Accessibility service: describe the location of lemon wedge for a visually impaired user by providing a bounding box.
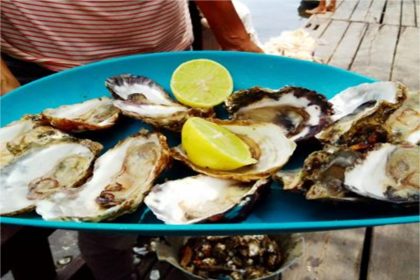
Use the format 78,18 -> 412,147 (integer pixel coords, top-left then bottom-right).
170,59 -> 233,108
181,117 -> 257,170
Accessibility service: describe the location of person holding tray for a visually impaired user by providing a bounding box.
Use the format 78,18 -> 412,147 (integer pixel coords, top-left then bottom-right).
1,1 -> 261,279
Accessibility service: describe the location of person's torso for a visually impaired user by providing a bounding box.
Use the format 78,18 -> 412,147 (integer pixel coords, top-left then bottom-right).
1,0 -> 193,71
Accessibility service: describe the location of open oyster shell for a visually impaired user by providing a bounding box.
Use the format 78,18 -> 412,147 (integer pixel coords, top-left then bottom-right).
144,175 -> 269,224
385,90 -> 420,145
0,132 -> 102,216
172,120 -> 296,182
0,115 -> 42,168
36,130 -> 171,222
41,97 -> 120,132
106,74 -> 214,131
344,143 -> 419,203
317,82 -> 407,147
225,86 -> 333,141
274,146 -> 362,201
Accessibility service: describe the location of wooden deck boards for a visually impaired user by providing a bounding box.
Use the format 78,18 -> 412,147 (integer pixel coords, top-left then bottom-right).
383,0 -> 402,25
367,224 -> 420,280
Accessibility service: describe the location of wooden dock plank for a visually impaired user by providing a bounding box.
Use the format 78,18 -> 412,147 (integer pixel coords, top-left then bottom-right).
315,20 -> 349,62
365,0 -> 387,23
332,0 -> 359,20
351,24 -> 399,80
351,0 -> 373,22
401,0 -> 416,26
383,0 -> 402,25
367,224 -> 419,280
329,22 -> 368,69
391,26 -> 420,89
304,16 -> 332,39
281,229 -> 365,280
416,0 -> 420,26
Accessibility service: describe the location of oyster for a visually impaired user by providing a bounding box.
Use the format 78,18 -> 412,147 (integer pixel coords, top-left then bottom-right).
317,82 -> 407,147
36,130 -> 171,221
0,135 -> 102,216
172,120 -> 296,182
344,143 -> 419,203
274,146 -> 362,201
225,86 -> 333,141
0,115 -> 40,167
144,175 -> 269,224
106,75 -> 214,131
41,97 -> 120,132
385,90 -> 420,145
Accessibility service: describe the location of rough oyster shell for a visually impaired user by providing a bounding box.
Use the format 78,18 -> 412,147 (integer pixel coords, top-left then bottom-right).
36,130 -> 171,221
106,75 -> 214,131
225,86 -> 333,141
144,175 -> 269,224
317,82 -> 407,147
41,97 -> 120,132
385,90 -> 420,145
274,146 -> 362,201
0,134 -> 102,216
344,143 -> 419,203
172,120 -> 297,182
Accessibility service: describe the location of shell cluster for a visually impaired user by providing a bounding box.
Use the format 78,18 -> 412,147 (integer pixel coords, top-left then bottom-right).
276,82 -> 419,204
1,71 -> 418,223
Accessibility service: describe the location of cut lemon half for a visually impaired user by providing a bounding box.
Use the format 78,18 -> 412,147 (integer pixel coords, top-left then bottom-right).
181,117 -> 257,171
170,59 -> 233,108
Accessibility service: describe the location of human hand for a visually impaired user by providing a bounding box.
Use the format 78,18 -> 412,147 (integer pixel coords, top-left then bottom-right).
1,59 -> 20,95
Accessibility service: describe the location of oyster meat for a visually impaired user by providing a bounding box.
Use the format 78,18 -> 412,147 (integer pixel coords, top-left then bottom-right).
41,97 -> 120,132
225,86 -> 333,141
36,130 -> 171,221
172,120 -> 296,182
106,74 -> 214,131
274,146 -> 362,201
144,175 -> 269,224
0,135 -> 102,216
344,143 -> 419,203
317,82 -> 407,147
385,90 -> 420,145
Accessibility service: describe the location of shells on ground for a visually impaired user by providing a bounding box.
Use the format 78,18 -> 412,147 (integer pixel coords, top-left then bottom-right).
36,130 -> 171,221
144,175 -> 269,224
41,97 -> 120,132
225,86 -> 333,141
106,74 -> 214,131
172,120 -> 297,182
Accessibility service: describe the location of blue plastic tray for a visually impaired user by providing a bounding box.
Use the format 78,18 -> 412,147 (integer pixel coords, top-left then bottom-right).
1,51 -> 418,234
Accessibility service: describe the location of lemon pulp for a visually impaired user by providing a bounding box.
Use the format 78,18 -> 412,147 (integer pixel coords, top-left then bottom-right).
170,59 -> 233,108
181,117 -> 257,170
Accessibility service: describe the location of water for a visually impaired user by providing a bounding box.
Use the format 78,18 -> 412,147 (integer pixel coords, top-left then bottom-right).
241,0 -> 318,43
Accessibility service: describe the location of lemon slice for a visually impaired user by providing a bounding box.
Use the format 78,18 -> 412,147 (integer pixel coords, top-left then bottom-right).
181,117 -> 257,170
170,59 -> 233,108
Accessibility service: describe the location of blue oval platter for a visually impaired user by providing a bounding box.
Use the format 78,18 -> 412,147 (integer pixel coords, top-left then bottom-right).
1,51 -> 418,235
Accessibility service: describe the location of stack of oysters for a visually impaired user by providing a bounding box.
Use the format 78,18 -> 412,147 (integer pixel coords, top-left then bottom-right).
0,75 -> 418,223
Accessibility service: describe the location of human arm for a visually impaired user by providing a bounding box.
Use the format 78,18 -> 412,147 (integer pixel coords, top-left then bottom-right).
1,58 -> 20,95
194,1 -> 263,52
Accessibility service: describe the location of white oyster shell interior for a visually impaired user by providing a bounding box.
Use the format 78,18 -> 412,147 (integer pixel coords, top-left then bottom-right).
42,97 -> 120,131
329,81 -> 399,121
144,175 -> 268,224
344,143 -> 419,203
36,132 -> 169,221
0,142 -> 97,216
